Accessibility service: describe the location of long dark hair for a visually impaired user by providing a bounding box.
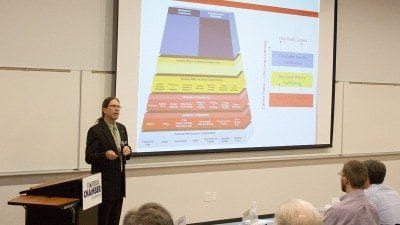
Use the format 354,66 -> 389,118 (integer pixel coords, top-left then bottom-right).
97,96 -> 120,122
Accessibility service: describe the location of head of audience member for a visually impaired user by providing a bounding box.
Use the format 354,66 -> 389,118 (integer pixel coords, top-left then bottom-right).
123,202 -> 174,225
363,159 -> 386,188
339,160 -> 368,193
275,199 -> 323,225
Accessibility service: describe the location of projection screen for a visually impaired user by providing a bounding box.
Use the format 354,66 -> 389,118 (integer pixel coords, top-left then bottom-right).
116,0 -> 336,155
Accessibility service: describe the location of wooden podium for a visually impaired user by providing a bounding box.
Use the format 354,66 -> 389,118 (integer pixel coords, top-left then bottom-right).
8,174 -> 100,225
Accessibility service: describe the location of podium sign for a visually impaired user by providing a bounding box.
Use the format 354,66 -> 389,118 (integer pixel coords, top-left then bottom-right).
82,173 -> 102,210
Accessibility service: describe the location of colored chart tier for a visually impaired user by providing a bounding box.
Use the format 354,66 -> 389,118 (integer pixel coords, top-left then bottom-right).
146,89 -> 249,112
142,106 -> 251,131
151,72 -> 246,94
156,55 -> 243,77
160,7 -> 240,59
142,7 -> 251,132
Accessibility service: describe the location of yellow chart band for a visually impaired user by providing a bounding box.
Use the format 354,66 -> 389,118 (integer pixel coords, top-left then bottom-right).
151,72 -> 246,94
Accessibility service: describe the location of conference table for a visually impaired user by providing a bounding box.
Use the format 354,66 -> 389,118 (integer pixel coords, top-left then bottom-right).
188,214 -> 274,225
215,218 -> 274,225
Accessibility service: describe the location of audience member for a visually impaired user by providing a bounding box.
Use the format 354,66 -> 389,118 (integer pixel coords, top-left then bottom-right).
123,202 -> 174,225
275,199 -> 323,225
323,160 -> 378,225
364,159 -> 400,225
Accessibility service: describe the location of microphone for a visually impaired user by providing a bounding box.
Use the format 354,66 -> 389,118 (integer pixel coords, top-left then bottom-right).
120,141 -> 128,158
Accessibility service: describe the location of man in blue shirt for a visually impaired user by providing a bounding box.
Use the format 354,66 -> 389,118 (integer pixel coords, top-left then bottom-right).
364,159 -> 400,225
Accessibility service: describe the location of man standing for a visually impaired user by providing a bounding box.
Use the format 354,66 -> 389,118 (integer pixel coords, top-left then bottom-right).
86,97 -> 132,225
364,159 -> 400,225
323,160 -> 378,225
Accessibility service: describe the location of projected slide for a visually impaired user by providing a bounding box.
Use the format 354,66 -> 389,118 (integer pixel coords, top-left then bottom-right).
142,7 -> 251,132
124,0 -> 335,153
140,6 -> 253,151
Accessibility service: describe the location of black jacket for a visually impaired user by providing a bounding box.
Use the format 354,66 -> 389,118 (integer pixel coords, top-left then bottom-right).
85,118 -> 131,201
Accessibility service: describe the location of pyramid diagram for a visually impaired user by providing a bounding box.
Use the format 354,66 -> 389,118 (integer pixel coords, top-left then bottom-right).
142,7 -> 251,131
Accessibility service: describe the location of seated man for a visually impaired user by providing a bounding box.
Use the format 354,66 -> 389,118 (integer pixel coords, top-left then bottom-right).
123,202 -> 174,225
323,160 -> 378,225
364,159 -> 400,225
275,199 -> 323,225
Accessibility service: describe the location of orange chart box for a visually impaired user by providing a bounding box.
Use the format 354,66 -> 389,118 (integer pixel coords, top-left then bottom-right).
269,93 -> 313,107
146,89 -> 249,112
142,106 -> 251,131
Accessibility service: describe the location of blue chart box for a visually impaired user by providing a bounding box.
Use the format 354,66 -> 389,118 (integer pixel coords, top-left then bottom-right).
160,7 -> 240,60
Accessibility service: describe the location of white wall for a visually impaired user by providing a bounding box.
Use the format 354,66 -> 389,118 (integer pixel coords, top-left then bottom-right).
123,158 -> 400,222
1,0 -> 400,224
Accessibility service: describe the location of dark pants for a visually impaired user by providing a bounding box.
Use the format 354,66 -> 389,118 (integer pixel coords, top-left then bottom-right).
98,198 -> 123,225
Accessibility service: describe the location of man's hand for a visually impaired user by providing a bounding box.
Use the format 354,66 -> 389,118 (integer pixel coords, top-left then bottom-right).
122,146 -> 131,156
105,150 -> 118,160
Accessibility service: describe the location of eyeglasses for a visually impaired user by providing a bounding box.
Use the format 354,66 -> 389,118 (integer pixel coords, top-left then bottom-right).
107,104 -> 121,109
